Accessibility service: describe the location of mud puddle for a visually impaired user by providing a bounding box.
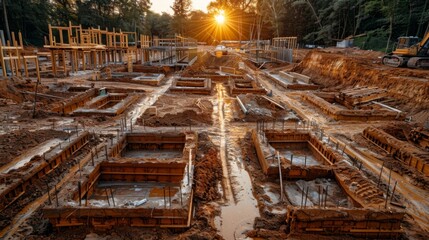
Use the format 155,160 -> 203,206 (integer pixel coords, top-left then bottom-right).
212,83 -> 259,239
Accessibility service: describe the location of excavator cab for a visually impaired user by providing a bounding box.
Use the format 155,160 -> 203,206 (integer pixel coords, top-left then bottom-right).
396,37 -> 420,49
393,37 -> 420,56
383,33 -> 429,68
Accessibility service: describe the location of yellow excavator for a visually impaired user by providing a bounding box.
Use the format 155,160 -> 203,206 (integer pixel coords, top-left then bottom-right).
382,32 -> 429,68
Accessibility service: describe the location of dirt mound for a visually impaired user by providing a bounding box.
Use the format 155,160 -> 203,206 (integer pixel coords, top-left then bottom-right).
193,133 -> 222,201
294,50 -> 429,115
184,52 -> 242,75
0,79 -> 26,103
138,94 -> 213,127
0,129 -> 69,167
235,94 -> 299,122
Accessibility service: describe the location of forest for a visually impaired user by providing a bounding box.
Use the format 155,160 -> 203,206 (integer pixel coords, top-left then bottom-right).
1,0 -> 429,52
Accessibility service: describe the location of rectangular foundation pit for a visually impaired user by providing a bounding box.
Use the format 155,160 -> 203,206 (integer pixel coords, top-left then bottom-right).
0,132 -> 90,211
363,127 -> 429,177
275,144 -> 321,166
43,131 -> 197,229
252,129 -> 344,176
72,93 -> 139,116
229,78 -> 267,96
252,130 -> 405,237
301,92 -> 404,121
263,71 -> 320,90
284,178 -> 354,208
286,206 -> 404,238
169,77 -> 212,95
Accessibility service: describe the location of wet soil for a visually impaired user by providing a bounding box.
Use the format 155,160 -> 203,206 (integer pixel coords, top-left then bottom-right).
194,132 -> 222,201
138,94 -> 213,127
0,129 -> 69,167
294,50 -> 429,122
1,136 -> 100,233
240,132 -> 288,239
234,94 -> 299,122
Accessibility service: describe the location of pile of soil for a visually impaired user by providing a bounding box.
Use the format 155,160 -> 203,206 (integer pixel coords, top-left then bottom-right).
193,132 -> 222,201
235,94 -> 299,122
139,94 -> 213,127
0,129 -> 69,167
294,50 -> 429,117
0,79 -> 26,103
183,52 -> 242,76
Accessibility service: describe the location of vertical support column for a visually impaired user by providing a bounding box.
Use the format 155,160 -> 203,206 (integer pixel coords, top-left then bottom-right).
0,45 -> 5,76
62,50 -> 67,75
51,50 -> 57,77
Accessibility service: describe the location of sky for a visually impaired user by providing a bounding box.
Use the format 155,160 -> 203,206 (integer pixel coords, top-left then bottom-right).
150,0 -> 212,14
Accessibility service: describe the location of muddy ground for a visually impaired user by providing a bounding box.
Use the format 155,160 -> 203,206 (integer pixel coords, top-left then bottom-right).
25,132 -> 223,240
138,94 -> 213,127
1,47 -> 429,239
234,93 -> 300,122
294,49 -> 429,125
0,129 -> 69,167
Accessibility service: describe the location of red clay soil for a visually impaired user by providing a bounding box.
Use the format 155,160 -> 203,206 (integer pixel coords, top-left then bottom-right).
25,133 -> 224,240
183,52 -> 243,76
293,50 -> 429,117
0,129 -> 69,167
138,95 -> 213,127
235,94 -> 299,122
240,132 -> 289,239
193,132 -> 222,201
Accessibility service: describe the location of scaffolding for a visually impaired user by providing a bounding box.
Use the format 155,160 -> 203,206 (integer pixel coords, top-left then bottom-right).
0,31 -> 40,81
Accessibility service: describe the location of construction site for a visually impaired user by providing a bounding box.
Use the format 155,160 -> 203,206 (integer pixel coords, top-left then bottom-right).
1,5 -> 429,239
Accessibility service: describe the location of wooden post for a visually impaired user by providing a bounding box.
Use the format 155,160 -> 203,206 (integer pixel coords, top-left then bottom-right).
277,151 -> 284,202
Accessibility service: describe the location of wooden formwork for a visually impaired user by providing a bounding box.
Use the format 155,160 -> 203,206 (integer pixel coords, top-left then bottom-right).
302,93 -> 404,121
72,93 -> 139,116
52,88 -> 98,115
363,127 -> 429,177
264,71 -> 320,90
43,131 -> 197,229
0,132 -> 90,211
169,77 -> 212,95
229,78 -> 267,96
286,206 -> 404,238
253,130 -> 345,176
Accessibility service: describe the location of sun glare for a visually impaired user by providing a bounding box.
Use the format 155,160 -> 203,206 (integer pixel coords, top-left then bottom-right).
215,11 -> 225,25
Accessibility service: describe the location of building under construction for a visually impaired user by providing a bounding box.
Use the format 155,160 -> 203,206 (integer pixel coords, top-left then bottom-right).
0,19 -> 428,240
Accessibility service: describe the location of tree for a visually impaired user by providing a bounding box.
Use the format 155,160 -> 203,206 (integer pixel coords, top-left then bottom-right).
258,0 -> 285,37
171,0 -> 192,36
143,11 -> 172,38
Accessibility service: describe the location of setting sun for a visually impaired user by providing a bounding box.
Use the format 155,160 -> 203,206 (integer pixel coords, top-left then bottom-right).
215,11 -> 225,25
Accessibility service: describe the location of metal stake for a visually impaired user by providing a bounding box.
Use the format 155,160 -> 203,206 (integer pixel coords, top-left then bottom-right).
105,188 -> 111,206
110,187 -> 115,206
390,181 -> 398,202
